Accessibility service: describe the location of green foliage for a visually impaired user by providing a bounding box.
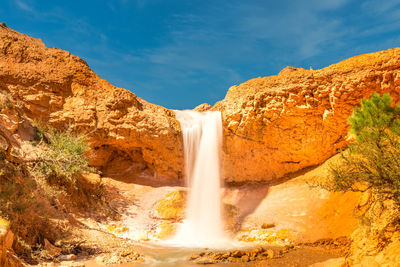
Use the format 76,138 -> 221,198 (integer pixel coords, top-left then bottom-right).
0,124 -> 116,263
0,166 -> 37,214
329,92 -> 400,201
35,128 -> 95,184
33,127 -> 44,143
349,92 -> 400,141
31,120 -> 48,145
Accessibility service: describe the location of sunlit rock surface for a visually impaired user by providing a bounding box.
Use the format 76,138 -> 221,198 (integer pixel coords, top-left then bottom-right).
154,190 -> 187,221
2,26 -> 400,184
0,26 -> 183,181
0,222 -> 13,266
215,48 -> 400,182
223,154 -> 362,243
193,103 -> 212,112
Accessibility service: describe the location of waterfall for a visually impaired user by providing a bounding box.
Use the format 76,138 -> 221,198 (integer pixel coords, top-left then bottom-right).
171,110 -> 227,247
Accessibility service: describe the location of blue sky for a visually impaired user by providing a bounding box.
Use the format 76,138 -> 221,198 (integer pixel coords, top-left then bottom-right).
1,0 -> 400,109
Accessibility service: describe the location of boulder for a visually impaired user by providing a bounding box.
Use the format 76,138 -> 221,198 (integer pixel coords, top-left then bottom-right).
193,103 -> 212,112
154,190 -> 187,221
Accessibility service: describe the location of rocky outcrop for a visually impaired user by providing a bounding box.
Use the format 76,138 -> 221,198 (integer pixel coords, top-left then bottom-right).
193,103 -> 212,112
345,196 -> 400,266
215,48 -> 400,182
0,26 -> 183,181
2,26 -> 400,184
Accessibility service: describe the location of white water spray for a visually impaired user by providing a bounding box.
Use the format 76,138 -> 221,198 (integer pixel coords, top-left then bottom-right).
171,110 -> 228,248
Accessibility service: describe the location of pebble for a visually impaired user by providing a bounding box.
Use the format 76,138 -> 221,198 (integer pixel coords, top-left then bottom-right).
266,249 -> 274,258
58,254 -> 77,261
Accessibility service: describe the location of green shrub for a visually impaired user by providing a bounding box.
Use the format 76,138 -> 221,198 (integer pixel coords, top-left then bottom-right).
0,124 -> 116,263
329,92 -> 400,201
35,128 -> 95,185
33,127 -> 45,143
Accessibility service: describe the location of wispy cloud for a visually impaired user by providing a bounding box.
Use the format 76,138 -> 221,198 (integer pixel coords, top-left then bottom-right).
362,0 -> 400,15
7,0 -> 400,109
135,0 -> 349,82
15,0 -> 34,13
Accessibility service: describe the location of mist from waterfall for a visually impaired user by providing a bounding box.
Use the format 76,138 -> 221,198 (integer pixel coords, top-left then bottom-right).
171,110 -> 228,248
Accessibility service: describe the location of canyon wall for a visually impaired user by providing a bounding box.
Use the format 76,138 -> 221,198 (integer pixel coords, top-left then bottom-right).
215,49 -> 400,182
1,25 -> 400,183
0,25 -> 183,181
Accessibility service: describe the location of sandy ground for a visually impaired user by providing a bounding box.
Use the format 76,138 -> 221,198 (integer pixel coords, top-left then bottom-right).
100,154 -> 361,245
37,155 -> 359,266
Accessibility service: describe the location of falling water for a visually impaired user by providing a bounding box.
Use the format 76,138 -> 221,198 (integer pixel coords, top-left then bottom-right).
171,110 -> 227,248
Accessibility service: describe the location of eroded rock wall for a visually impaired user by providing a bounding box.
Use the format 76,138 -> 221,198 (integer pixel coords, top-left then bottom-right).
0,25 -> 183,181
2,25 -> 400,184
215,48 -> 400,182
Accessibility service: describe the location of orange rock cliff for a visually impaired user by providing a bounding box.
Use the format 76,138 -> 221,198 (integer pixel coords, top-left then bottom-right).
1,24 -> 400,183
0,25 -> 183,182
214,49 -> 400,182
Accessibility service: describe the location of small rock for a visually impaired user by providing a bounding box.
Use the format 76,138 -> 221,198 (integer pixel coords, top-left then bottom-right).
358,192 -> 371,207
120,250 -> 131,257
194,257 -> 215,264
188,253 -> 198,260
231,250 -> 244,257
58,254 -> 77,261
222,251 -> 231,258
194,103 -> 212,112
44,239 -> 62,257
241,255 -> 250,262
266,249 -> 274,259
252,247 -> 261,254
210,253 -> 222,261
0,22 -> 6,27
261,223 -> 275,229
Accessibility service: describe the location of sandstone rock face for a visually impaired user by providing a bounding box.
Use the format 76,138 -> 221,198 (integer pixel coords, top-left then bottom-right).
224,154 -> 362,243
215,48 -> 400,182
2,26 -> 400,184
346,196 -> 400,266
0,26 -> 183,181
193,103 -> 212,112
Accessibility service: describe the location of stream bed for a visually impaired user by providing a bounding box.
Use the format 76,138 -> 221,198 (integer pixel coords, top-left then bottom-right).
79,242 -> 343,267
